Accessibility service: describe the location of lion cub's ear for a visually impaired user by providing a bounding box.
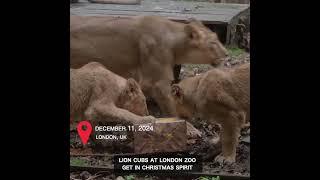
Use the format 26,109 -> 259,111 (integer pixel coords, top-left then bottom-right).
171,84 -> 184,103
125,78 -> 140,97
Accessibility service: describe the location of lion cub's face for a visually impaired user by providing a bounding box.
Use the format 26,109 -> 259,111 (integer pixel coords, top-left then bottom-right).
179,20 -> 228,67
171,82 -> 196,120
117,78 -> 149,116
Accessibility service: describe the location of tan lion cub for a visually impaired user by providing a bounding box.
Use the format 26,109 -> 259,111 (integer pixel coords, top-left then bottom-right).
70,62 -> 156,128
171,63 -> 250,164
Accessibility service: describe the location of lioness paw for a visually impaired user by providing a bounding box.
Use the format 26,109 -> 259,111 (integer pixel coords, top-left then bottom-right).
214,154 -> 236,165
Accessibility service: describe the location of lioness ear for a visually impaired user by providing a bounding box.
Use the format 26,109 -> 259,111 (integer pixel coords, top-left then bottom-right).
171,84 -> 184,102
184,24 -> 201,40
126,78 -> 139,95
188,18 -> 205,27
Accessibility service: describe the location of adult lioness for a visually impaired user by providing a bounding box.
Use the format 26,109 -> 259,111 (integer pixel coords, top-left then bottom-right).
70,62 -> 156,128
70,15 -> 228,116
171,63 -> 250,164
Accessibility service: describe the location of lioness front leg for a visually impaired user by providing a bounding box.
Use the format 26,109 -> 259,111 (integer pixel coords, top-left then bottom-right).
85,103 -> 156,125
151,79 -> 177,117
138,36 -> 177,116
215,112 -> 243,165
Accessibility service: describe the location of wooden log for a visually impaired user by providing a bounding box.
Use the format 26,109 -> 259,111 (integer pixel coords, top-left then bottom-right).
133,118 -> 187,154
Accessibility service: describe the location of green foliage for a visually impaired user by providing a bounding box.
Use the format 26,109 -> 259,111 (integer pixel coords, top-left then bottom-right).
199,176 -> 220,180
227,47 -> 245,57
70,158 -> 88,166
199,177 -> 210,180
125,175 -> 135,180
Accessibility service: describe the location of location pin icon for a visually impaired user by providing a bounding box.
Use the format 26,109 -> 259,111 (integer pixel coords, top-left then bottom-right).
77,121 -> 92,145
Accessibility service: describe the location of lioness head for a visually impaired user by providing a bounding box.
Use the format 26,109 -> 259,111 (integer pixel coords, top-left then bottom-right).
177,19 -> 228,67
117,78 -> 149,116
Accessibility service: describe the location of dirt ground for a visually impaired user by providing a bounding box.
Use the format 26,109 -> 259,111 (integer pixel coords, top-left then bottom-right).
70,50 -> 250,179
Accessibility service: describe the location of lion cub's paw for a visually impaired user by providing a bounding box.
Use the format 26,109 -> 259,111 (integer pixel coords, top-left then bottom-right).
214,154 -> 236,165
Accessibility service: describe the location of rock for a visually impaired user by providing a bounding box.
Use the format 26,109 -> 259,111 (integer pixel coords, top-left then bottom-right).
79,171 -> 91,180
187,139 -> 197,145
225,62 -> 231,67
209,136 -> 220,145
241,136 -> 250,144
116,176 -> 125,180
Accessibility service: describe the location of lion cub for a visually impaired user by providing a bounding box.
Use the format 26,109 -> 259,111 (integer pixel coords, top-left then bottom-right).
171,63 -> 250,164
70,62 -> 156,128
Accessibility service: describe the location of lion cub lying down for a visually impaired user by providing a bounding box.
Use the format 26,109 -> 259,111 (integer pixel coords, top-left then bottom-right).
70,62 -> 156,128
171,63 -> 250,164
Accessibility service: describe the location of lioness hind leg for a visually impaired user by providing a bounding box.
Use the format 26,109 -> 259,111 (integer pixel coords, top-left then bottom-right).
215,111 -> 243,164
